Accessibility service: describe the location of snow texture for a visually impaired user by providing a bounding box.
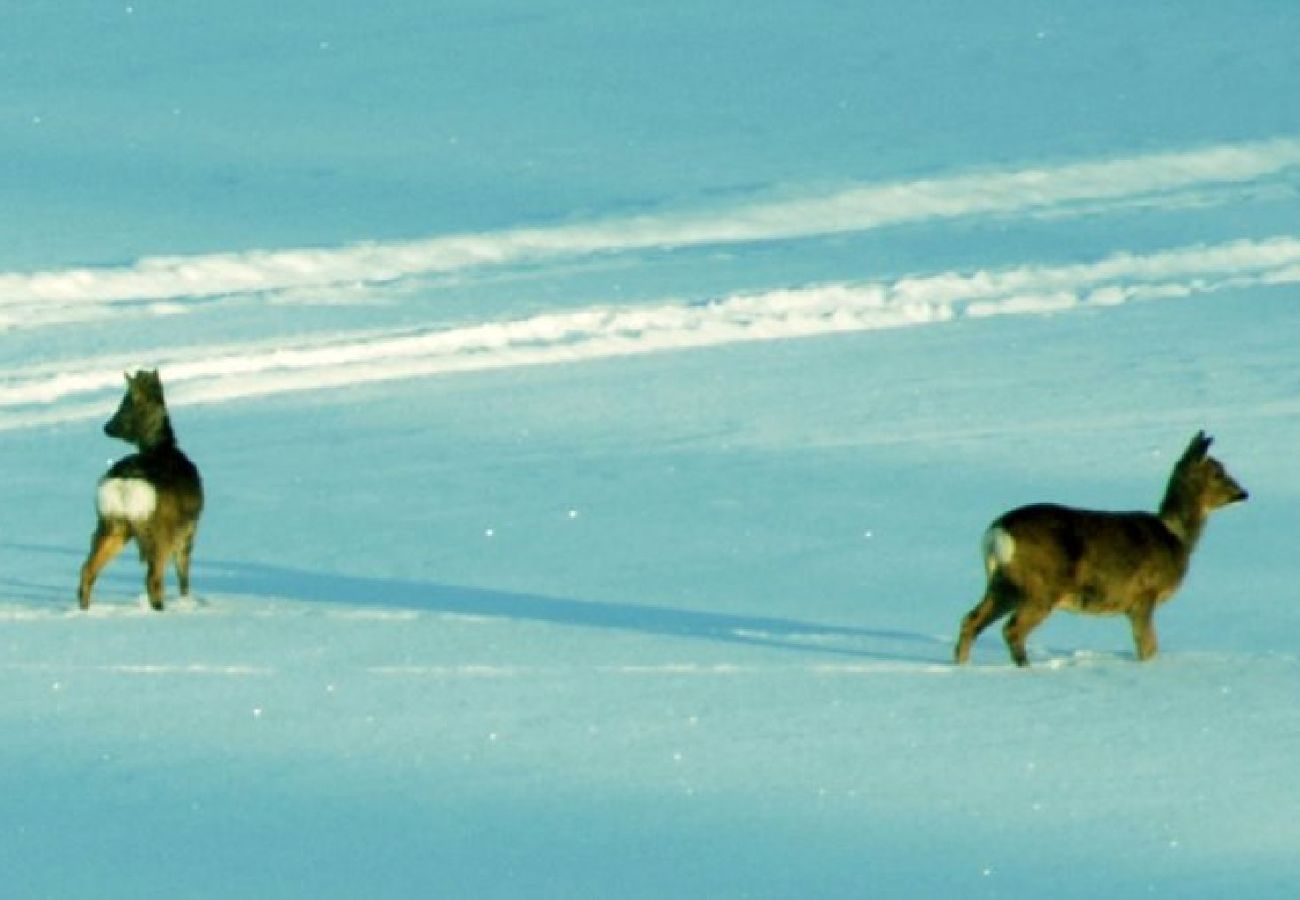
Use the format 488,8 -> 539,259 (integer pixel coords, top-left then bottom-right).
2,2 -> 1300,898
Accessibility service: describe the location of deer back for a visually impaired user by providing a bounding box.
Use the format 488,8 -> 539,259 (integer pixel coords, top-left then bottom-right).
989,503 -> 1189,614
103,447 -> 203,520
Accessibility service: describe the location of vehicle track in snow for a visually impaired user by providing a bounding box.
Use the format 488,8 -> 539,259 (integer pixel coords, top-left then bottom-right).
3,138 -> 1300,430
2,233 -> 1299,431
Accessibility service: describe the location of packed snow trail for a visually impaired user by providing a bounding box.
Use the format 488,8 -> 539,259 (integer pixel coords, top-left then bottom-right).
1,137 -> 1298,322
3,234 -> 1298,430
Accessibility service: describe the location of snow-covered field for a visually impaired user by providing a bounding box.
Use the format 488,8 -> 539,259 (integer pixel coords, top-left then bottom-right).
3,3 -> 1300,897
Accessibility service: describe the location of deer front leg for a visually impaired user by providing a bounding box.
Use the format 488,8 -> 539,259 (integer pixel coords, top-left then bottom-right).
1128,603 -> 1159,661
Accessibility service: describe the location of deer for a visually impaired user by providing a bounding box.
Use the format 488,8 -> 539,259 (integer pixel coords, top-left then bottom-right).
78,370 -> 204,612
954,431 -> 1247,667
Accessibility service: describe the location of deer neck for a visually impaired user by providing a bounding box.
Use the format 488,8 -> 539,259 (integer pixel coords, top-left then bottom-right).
136,415 -> 178,452
1158,486 -> 1206,551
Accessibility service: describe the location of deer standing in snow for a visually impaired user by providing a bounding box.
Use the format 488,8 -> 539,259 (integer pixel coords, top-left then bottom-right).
78,370 -> 204,611
954,431 -> 1247,667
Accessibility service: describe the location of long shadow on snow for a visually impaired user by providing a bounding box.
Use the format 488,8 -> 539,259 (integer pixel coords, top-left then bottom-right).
205,558 -> 950,664
1,543 -> 949,663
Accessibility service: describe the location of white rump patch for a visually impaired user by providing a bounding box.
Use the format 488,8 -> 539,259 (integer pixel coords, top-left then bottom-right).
982,526 -> 1015,573
97,477 -> 157,521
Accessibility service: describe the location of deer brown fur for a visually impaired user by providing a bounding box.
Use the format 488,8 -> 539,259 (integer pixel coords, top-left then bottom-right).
954,431 -> 1247,667
78,370 -> 204,611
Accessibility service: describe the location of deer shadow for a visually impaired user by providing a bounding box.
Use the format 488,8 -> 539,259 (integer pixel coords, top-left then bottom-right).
1,543 -> 952,665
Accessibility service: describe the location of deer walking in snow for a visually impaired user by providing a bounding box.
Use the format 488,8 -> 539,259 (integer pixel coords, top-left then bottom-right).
78,370 -> 204,611
954,431 -> 1247,667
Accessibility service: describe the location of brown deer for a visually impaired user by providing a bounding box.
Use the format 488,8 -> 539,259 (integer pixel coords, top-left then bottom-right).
954,431 -> 1247,667
78,370 -> 204,611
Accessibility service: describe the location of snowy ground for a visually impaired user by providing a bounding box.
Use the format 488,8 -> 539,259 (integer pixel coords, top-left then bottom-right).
3,3 -> 1300,898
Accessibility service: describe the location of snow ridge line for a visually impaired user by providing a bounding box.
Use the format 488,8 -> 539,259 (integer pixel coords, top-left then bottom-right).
362,662 -> 955,677
1,137 -> 1299,319
2,235 -> 1299,429
0,661 -> 273,676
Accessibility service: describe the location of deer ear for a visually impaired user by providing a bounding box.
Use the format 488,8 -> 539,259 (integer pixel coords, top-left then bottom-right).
1181,430 -> 1213,464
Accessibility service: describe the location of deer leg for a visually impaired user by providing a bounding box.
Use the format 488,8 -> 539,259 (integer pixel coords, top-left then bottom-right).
1128,603 -> 1159,661
145,555 -> 168,611
1002,603 -> 1052,668
955,587 -> 1013,664
174,525 -> 197,598
136,534 -> 168,612
78,521 -> 129,610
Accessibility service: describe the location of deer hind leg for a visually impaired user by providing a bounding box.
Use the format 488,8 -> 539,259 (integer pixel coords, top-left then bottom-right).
78,520 -> 129,610
955,582 -> 1016,664
1002,602 -> 1052,668
145,546 -> 170,612
134,531 -> 171,612
174,523 -> 198,598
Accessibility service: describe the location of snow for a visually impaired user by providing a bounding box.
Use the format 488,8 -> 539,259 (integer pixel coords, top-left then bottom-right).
3,2 -> 1300,897
6,136 -> 1300,311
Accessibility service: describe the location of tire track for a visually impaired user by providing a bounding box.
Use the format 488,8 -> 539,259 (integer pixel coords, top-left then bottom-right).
2,138 -> 1299,330
3,235 -> 1299,431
